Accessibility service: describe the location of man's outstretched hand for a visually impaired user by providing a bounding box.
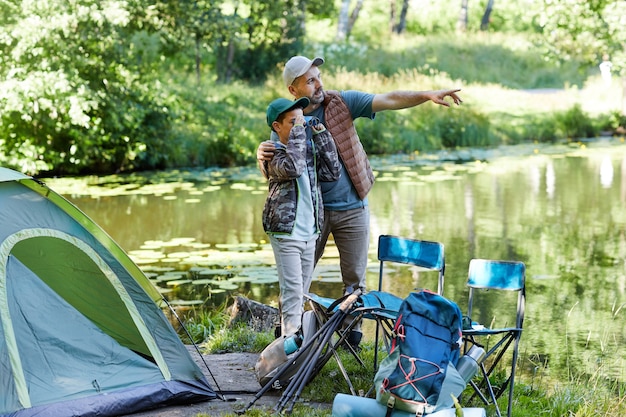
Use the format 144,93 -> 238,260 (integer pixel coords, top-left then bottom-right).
429,89 -> 463,107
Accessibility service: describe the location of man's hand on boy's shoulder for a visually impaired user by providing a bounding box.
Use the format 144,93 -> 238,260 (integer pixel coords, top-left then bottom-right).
257,141 -> 276,161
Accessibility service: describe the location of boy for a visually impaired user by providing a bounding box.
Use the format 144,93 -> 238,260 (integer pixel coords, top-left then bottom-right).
262,97 -> 341,339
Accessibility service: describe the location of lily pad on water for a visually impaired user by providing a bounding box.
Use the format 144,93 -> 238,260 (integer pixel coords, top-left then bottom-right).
253,276 -> 279,284
161,258 -> 184,264
217,282 -> 239,290
228,276 -> 255,283
128,249 -> 165,259
167,251 -> 191,259
140,241 -> 165,250
192,279 -> 219,285
179,255 -> 211,265
193,268 -> 236,277
141,265 -> 177,273
214,243 -> 260,251
154,274 -> 187,283
131,257 -> 160,265
166,279 -> 192,286
201,185 -> 222,192
230,183 -> 256,191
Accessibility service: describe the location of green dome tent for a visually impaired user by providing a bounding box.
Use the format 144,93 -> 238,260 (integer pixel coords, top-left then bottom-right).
0,167 -> 216,416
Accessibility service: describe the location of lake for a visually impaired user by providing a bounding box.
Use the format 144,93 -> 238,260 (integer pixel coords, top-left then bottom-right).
46,138 -> 626,385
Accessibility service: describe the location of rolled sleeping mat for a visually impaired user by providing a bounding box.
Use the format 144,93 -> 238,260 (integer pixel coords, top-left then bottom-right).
331,394 -> 487,417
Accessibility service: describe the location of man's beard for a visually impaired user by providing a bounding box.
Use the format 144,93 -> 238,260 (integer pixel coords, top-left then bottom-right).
309,88 -> 325,105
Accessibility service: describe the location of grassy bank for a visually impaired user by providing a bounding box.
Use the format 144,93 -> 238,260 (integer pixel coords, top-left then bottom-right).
166,33 -> 625,171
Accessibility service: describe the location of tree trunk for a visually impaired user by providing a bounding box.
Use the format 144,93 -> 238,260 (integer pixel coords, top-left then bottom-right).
457,0 -> 469,32
397,0 -> 410,34
390,0 -> 396,34
336,0 -> 351,41
195,32 -> 201,86
391,0 -> 410,34
480,0 -> 494,31
346,0 -> 364,39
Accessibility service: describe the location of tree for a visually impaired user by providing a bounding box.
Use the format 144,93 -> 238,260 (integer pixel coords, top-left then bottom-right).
390,0 -> 410,34
0,0 -> 174,175
480,0 -> 495,31
0,0 -> 329,175
336,0 -> 364,41
457,0 -> 469,32
538,0 -> 626,113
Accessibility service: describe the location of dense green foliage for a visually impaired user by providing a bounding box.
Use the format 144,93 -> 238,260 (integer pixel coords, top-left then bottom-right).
0,0 -> 624,176
0,0 -> 312,174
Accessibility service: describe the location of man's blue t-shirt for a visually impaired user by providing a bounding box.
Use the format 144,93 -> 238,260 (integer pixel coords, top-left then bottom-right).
306,90 -> 375,211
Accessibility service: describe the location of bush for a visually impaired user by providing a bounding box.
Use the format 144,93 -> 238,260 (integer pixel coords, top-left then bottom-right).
555,104 -> 599,140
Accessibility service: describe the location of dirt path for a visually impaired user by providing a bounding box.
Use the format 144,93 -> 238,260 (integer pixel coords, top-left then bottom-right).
122,350 -> 331,417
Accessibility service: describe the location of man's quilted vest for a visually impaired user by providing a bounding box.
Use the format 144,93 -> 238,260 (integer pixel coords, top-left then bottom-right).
322,90 -> 375,200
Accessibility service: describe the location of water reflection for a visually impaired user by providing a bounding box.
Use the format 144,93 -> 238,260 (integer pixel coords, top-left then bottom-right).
48,141 -> 626,385
600,155 -> 614,188
545,159 -> 555,198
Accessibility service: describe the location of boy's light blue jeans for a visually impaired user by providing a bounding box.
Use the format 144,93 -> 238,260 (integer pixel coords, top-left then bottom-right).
269,235 -> 317,337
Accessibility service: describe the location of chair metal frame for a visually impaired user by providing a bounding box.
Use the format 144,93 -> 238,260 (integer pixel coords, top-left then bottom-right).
461,259 -> 526,417
374,235 -> 446,369
304,289 -> 404,396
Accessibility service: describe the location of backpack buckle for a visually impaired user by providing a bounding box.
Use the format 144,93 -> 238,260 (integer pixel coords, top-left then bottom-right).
385,396 -> 395,417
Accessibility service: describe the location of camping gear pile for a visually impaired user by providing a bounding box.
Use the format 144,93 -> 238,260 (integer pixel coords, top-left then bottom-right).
243,235 -> 524,417
0,168 -> 217,416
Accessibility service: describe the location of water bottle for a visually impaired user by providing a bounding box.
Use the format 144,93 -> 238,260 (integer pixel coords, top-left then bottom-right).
283,334 -> 302,355
456,345 -> 486,383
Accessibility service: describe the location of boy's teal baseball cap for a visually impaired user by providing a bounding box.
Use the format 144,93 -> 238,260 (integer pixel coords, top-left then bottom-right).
266,97 -> 310,127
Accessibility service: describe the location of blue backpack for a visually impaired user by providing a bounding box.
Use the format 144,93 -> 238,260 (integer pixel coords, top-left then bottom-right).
374,290 -> 465,415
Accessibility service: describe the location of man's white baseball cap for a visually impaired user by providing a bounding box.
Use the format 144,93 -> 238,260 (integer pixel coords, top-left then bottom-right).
283,56 -> 324,87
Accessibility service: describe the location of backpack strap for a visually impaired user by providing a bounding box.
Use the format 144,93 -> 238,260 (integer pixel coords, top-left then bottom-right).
385,396 -> 395,417
384,395 -> 426,417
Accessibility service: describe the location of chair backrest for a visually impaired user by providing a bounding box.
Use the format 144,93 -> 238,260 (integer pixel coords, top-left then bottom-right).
377,235 -> 445,295
467,259 -> 526,328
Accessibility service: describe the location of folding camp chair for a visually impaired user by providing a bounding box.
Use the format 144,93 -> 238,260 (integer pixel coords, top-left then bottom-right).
288,236 -> 445,398
377,235 -> 445,295
243,290 -> 369,415
461,259 -> 526,417
374,235 -> 446,368
304,290 -> 403,395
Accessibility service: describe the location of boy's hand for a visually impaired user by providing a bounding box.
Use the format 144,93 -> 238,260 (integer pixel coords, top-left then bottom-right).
293,114 -> 306,127
311,123 -> 326,134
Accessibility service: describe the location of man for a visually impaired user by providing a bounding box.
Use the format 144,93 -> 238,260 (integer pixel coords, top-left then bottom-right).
257,56 -> 462,347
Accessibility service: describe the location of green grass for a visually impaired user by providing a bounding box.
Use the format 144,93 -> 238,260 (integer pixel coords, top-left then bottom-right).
196,318 -> 626,417
175,305 -> 230,345
201,323 -> 275,354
